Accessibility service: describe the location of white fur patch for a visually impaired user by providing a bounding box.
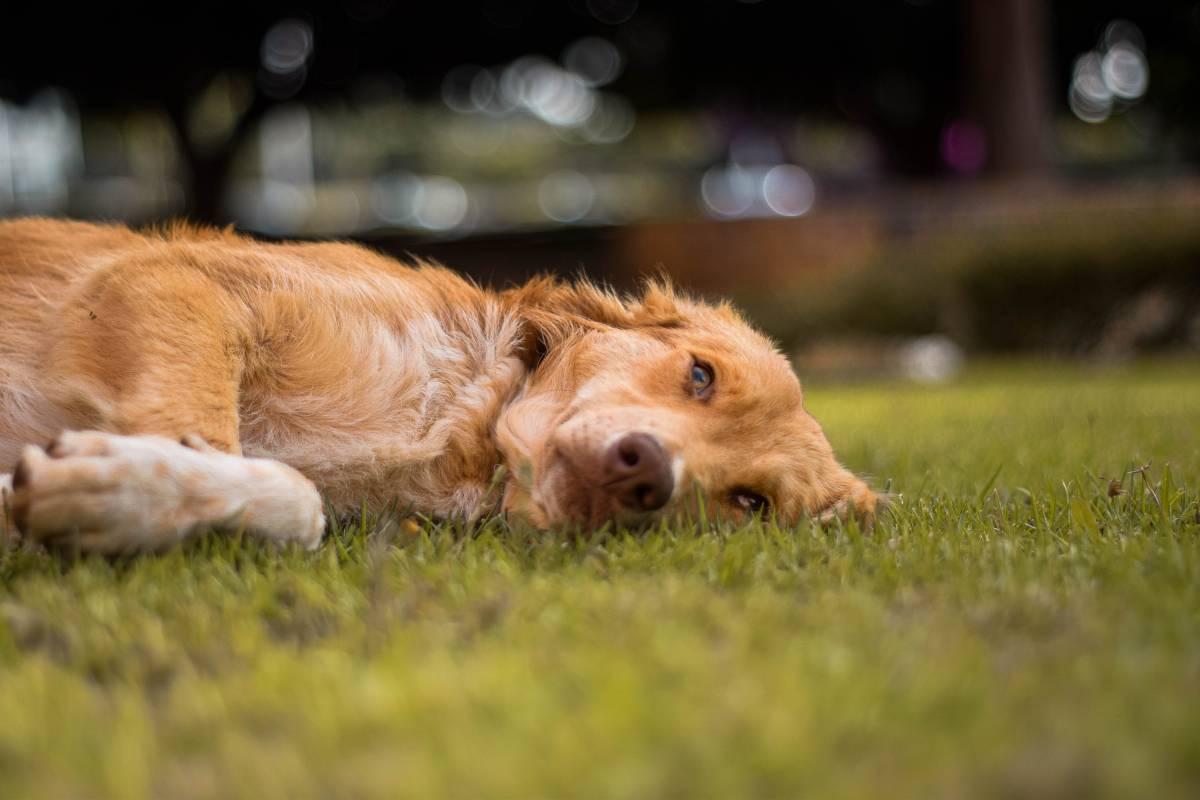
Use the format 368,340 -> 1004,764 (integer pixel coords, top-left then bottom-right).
11,432 -> 324,553
239,302 -> 527,518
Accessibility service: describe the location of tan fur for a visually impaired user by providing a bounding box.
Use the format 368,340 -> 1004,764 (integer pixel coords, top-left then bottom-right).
0,218 -> 873,550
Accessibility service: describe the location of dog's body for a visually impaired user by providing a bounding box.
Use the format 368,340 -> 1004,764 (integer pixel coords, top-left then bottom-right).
0,218 -> 874,551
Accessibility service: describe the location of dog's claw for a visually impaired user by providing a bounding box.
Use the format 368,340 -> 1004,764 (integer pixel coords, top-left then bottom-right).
11,455 -> 31,492
179,434 -> 219,453
8,452 -> 39,535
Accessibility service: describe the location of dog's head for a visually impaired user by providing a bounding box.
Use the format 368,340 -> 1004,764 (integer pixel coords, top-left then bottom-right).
495,278 -> 877,529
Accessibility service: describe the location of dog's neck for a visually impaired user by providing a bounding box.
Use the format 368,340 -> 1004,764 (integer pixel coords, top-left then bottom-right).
240,292 -> 532,519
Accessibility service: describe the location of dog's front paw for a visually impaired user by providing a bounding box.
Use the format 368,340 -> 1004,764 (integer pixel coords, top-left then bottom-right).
10,432 -> 227,553
10,431 -> 324,553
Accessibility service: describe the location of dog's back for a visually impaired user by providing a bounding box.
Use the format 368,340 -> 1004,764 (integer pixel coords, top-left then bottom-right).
0,218 -> 530,510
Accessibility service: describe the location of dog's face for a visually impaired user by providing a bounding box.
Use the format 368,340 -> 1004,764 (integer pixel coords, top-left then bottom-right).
496,280 -> 876,529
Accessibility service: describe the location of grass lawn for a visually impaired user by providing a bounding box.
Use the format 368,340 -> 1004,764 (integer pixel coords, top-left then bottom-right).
1,360 -> 1198,798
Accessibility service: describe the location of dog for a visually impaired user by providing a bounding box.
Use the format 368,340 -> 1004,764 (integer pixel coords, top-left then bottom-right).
0,217 -> 876,552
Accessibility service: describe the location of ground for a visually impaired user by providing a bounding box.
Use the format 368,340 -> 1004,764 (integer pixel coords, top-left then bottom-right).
1,360 -> 1197,799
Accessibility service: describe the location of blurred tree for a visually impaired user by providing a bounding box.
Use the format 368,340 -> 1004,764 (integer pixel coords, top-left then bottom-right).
166,87 -> 269,224
3,0 -> 1197,224
964,0 -> 1053,177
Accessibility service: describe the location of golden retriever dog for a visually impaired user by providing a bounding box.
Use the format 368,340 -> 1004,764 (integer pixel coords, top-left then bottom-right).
0,218 -> 875,552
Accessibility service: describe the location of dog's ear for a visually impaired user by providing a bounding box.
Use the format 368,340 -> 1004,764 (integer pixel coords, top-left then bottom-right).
815,473 -> 884,528
505,276 -> 682,327
630,279 -> 686,327
504,276 -> 683,367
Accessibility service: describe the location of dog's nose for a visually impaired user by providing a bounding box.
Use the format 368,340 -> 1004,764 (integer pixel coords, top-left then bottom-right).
603,432 -> 674,512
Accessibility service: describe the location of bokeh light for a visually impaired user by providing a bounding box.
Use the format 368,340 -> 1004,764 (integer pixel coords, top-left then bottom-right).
701,165 -> 759,218
1102,44 -> 1148,101
1070,52 -> 1113,123
538,170 -> 596,223
259,19 -> 314,99
701,162 -> 816,220
0,89 -> 82,215
261,19 -> 313,75
414,176 -> 469,231
563,38 -> 624,88
939,119 -> 987,174
1068,20 -> 1148,124
580,95 -> 635,144
761,165 -> 815,217
441,65 -> 483,113
369,172 -> 422,225
586,0 -> 639,26
525,66 -> 594,127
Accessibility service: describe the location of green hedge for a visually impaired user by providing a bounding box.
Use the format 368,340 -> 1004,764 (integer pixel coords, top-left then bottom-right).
748,210 -> 1200,354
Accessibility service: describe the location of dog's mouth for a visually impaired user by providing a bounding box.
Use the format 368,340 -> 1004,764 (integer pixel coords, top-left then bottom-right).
535,431 -> 679,529
534,449 -> 614,529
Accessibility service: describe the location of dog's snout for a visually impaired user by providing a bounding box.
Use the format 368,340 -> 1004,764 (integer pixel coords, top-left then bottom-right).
604,432 -> 673,512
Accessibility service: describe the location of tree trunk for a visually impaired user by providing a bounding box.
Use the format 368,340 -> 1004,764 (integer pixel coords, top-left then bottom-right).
964,0 -> 1054,178
166,92 -> 269,225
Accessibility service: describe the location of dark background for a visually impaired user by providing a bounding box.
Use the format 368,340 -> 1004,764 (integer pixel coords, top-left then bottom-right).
2,1 -> 1198,371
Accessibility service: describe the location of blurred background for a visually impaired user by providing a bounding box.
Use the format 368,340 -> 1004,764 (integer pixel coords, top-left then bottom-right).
2,0 -> 1198,379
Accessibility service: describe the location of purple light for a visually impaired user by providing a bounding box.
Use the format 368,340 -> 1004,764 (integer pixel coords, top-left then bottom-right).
939,119 -> 987,175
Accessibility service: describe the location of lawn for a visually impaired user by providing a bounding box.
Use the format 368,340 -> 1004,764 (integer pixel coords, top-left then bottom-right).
1,360 -> 1197,799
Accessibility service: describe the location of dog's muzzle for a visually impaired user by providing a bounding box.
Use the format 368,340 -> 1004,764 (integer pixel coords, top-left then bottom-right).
602,432 -> 674,512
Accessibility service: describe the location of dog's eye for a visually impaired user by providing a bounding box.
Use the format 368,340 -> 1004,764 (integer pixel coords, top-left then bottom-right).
690,361 -> 714,396
732,490 -> 769,515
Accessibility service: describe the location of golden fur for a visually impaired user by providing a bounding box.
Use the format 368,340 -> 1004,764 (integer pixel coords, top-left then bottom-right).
0,217 -> 874,551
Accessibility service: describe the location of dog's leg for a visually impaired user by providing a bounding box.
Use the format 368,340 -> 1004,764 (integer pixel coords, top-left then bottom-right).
8,431 -> 324,553
5,256 -> 329,552
44,257 -> 250,454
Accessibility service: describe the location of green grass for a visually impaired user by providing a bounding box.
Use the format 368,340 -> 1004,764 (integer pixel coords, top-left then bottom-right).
2,360 -> 1198,799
